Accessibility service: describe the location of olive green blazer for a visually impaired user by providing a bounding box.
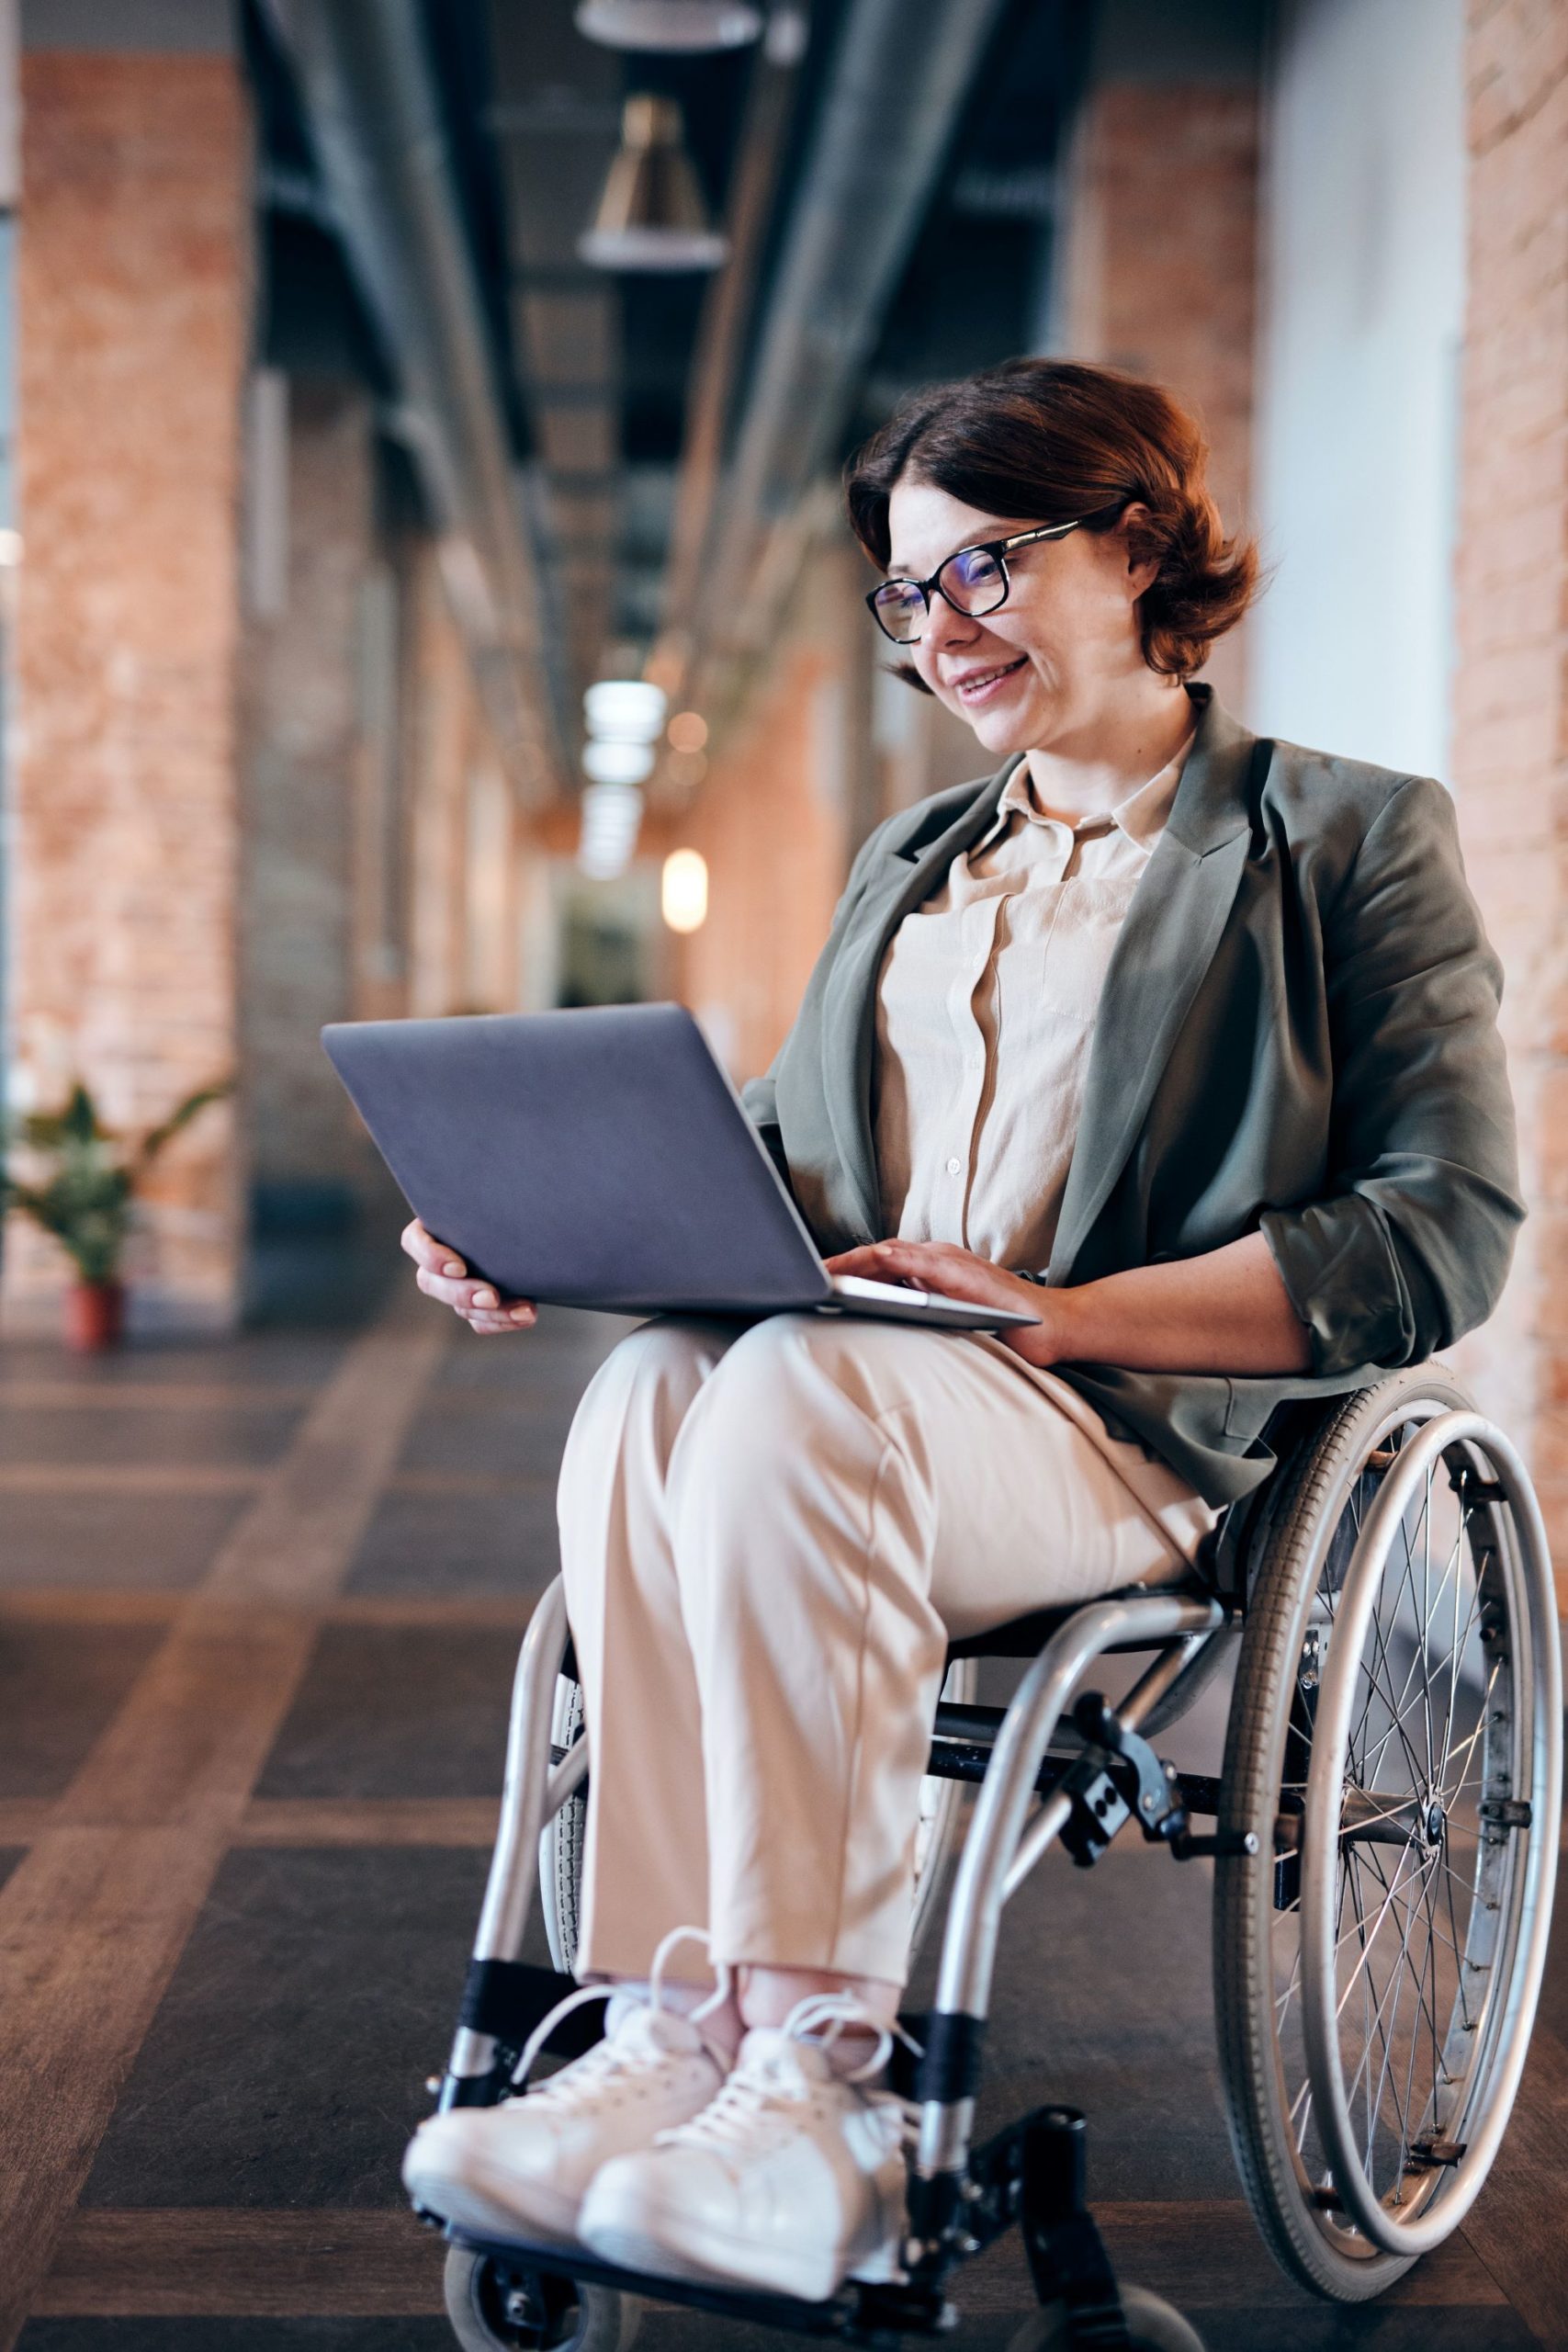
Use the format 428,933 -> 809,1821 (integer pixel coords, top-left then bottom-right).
740,684 -> 1524,1510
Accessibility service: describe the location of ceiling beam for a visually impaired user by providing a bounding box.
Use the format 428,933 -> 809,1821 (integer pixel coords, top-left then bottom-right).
689,0 -> 1010,713
283,0 -> 567,807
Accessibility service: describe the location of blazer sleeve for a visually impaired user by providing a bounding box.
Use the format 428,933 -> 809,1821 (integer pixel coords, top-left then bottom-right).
1258,775 -> 1525,1376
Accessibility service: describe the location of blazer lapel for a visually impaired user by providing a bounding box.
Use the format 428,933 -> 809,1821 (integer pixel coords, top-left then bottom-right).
819,757 -> 1021,1242
1047,690 -> 1268,1282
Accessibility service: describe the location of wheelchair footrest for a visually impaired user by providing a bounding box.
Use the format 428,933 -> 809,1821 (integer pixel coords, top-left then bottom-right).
941,2106 -> 1135,2347
444,2222 -> 957,2341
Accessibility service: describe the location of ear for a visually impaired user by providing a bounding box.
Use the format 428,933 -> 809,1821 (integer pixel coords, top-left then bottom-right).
1113,501 -> 1162,602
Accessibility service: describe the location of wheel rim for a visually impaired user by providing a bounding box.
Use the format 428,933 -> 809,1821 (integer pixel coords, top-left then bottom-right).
1289,1410 -> 1560,2256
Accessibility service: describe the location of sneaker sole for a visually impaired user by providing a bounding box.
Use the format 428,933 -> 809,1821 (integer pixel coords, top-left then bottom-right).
402,2153 -> 582,2250
581,2211 -> 890,2305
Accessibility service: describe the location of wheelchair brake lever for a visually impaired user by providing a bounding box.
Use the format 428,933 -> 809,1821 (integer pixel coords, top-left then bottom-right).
1071,1690 -> 1190,1848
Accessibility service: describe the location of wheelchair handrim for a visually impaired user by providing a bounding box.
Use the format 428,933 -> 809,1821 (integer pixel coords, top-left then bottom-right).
1299,1409 -> 1561,2256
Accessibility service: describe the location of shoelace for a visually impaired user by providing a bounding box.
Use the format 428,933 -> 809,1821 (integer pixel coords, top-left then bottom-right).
659,1991 -> 921,2154
509,1923 -> 733,2099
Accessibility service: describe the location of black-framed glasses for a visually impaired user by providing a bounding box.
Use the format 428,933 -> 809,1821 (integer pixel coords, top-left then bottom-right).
864,506 -> 1122,645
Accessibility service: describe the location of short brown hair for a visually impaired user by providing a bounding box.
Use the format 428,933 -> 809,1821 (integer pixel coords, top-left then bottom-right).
843,357 -> 1259,684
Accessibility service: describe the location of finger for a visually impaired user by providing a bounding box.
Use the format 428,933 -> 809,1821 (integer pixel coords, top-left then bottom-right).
461,1297 -> 536,1328
823,1244 -> 898,1274
416,1266 -> 508,1313
402,1218 -> 467,1278
463,1310 -> 529,1335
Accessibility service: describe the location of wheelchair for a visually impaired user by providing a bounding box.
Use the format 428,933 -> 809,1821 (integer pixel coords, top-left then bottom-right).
416,1361 -> 1562,2351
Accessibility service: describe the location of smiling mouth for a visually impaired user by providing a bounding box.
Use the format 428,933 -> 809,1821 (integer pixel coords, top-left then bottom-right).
952,654 -> 1028,701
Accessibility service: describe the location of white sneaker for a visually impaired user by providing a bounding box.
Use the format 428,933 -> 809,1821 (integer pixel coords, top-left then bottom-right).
579,1994 -> 913,2301
402,1930 -> 730,2247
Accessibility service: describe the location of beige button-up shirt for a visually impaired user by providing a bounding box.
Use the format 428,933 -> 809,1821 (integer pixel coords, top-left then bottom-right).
873,728 -> 1217,1559
874,729 -> 1194,1270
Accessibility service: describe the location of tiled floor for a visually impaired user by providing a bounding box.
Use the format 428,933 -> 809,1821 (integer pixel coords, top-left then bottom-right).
1,1258 -> 1565,2351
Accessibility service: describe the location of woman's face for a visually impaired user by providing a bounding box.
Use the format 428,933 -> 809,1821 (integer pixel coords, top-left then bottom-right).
883,477 -> 1159,757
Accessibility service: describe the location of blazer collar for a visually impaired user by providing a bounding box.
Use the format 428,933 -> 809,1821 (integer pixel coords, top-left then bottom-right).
1046,684 -> 1268,1278
1161,682 -> 1258,857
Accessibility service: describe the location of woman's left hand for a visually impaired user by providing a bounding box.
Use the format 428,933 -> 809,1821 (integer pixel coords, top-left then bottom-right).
823,1238 -> 1064,1366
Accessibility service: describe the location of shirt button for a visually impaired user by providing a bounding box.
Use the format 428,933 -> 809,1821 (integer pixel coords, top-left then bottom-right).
945,1156 -> 963,1176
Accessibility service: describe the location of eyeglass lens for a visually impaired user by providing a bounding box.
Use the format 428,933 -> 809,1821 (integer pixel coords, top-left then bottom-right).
871,543 -> 1010,643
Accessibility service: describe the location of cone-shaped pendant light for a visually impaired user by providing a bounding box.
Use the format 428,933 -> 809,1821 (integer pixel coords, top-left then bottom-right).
579,94 -> 728,271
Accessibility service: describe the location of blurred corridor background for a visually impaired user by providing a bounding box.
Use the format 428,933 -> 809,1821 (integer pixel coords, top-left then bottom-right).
3,1 -> 1568,2347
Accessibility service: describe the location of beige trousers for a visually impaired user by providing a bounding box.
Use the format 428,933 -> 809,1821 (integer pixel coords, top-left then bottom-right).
557,1312 -> 1215,1989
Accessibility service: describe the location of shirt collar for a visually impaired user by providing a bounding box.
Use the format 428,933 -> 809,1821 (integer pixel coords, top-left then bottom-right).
978,721 -> 1197,856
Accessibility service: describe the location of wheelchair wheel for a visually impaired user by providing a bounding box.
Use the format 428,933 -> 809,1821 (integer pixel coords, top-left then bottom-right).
541,1667 -> 585,1974
1009,2284 -> 1205,2351
1213,1365 -> 1561,2300
444,2245 -> 639,2352
540,1657 -> 977,1976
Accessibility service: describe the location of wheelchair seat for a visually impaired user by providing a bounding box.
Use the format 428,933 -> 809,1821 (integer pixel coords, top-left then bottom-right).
944,1572 -> 1217,1661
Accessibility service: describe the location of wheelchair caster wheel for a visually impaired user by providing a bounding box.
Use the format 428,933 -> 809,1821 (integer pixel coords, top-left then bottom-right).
443,2246 -> 641,2352
1010,2284 -> 1206,2352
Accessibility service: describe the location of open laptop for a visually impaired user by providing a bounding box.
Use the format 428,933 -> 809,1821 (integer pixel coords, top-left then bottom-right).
321,1001 -> 1039,1333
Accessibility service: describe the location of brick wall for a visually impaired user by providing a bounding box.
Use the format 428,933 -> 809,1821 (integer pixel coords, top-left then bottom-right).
1055,80 -> 1260,710
672,616 -> 852,1085
7,51 -> 250,1325
1449,0 -> 1568,1566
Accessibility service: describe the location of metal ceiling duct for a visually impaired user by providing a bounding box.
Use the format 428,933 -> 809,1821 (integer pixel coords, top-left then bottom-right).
283,0 -> 565,806
691,0 -> 1010,687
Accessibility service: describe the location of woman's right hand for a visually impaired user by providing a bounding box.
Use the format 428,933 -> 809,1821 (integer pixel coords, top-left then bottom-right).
400,1217 -> 537,1335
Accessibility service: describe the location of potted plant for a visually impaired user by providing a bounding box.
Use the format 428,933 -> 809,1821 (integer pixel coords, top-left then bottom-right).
2,1078 -> 231,1351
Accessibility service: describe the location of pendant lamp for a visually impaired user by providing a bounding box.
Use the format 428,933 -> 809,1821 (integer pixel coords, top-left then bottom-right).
579,94 -> 728,271
575,3 -> 761,51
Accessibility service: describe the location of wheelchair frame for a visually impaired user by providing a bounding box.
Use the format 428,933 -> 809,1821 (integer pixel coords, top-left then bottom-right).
423,1377 -> 1561,2352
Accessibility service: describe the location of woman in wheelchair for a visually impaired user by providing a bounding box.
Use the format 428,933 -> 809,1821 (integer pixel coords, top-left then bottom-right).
399,360 -> 1527,2312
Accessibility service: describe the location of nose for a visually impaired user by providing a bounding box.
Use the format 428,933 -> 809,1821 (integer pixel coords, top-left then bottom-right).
920,592 -> 979,657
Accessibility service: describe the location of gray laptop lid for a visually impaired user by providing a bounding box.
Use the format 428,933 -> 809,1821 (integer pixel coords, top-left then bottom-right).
321,1002 -> 832,1316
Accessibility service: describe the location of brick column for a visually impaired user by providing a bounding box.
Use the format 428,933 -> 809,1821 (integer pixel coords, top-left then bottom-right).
1055,77 -> 1260,710
8,48 -> 250,1327
1449,1 -> 1568,1569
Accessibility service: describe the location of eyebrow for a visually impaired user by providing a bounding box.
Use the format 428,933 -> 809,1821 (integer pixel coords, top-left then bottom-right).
884,532 -> 983,579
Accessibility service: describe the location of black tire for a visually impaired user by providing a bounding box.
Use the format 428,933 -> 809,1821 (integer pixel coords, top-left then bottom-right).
541,1673 -> 586,1974
443,2246 -> 639,2352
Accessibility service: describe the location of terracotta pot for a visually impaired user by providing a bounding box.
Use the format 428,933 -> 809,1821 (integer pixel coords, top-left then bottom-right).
65,1278 -> 125,1353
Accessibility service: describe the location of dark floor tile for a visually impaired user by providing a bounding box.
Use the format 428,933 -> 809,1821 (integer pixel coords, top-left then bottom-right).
954,1842 -> 1238,2205
18,2325 -> 455,2351
0,1620 -> 164,1795
255,1626 -> 516,1800
396,1405 -> 575,1486
81,1845 -> 515,2210
345,1489 -> 559,1600
0,1401 -> 304,1470
432,1307 -> 636,1392
0,1493 -> 249,1589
